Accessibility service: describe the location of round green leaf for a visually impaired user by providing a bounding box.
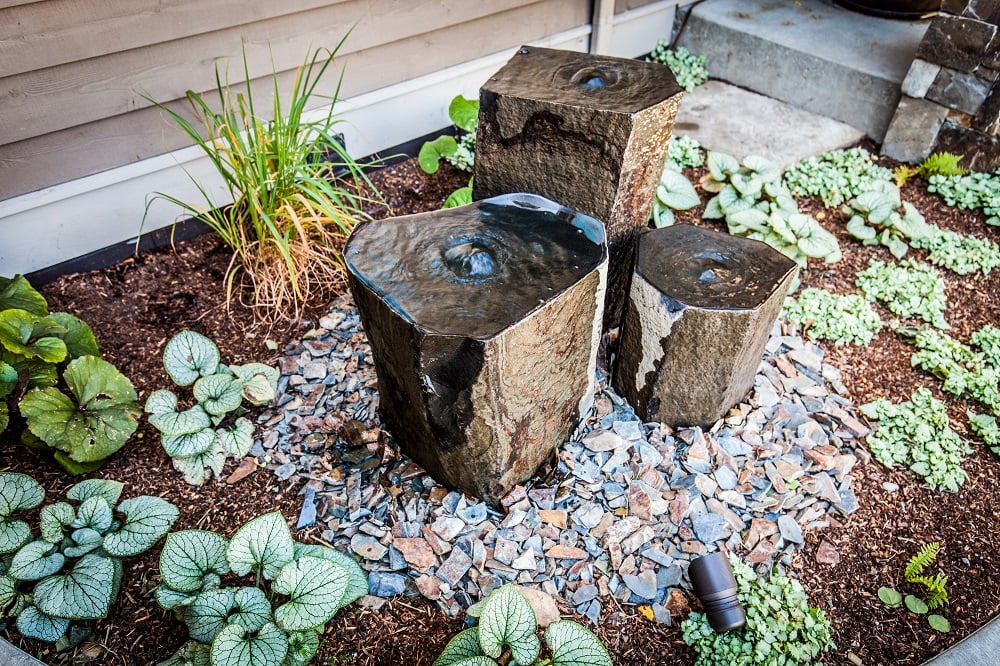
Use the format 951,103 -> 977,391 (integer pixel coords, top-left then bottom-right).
231,363 -> 278,406
64,527 -> 104,558
0,573 -> 16,610
102,495 -> 178,557
0,275 -> 48,316
656,170 -> 700,210
478,584 -> 539,663
905,594 -> 929,614
149,405 -> 211,437
193,374 -> 244,416
273,555 -> 350,631
707,151 -> 740,181
231,586 -> 272,633
854,191 -> 895,223
72,495 -> 113,532
210,621 -> 288,666
434,627 -> 485,666
160,530 -> 231,593
46,312 -> 99,359
743,155 -> 780,182
928,614 -> 951,632
159,640 -> 212,666
156,584 -> 199,612
230,363 -> 279,387
285,629 -> 321,666
9,540 -> 65,581
164,331 -> 220,386
877,586 -> 902,607
20,356 -> 139,463
163,429 -> 217,459
443,185 -> 473,209
16,604 -> 71,643
145,389 -> 179,416
448,95 -> 479,133
0,360 -> 17,399
0,309 -> 67,362
0,471 -> 45,516
293,543 -> 368,606
0,518 -> 33,556
545,620 -> 613,666
172,442 -> 227,485
227,512 -> 294,580
67,479 -> 124,506
219,418 -> 254,458
418,135 -> 458,174
34,553 -> 116,620
184,588 -> 236,643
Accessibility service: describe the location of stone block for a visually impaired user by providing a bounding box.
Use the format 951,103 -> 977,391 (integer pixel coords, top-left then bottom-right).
345,193 -> 607,506
613,225 -> 797,428
917,16 -> 997,72
927,67 -> 993,113
964,0 -> 1000,24
941,0 -> 968,15
902,59 -> 943,98
473,46 -> 683,329
974,79 -> 1000,134
934,121 -> 1000,170
882,96 -> 951,163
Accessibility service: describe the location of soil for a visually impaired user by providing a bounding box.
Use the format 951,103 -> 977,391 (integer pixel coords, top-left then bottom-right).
2,153 -> 999,666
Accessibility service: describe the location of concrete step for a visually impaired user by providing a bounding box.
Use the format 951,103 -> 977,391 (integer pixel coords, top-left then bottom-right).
676,0 -> 929,141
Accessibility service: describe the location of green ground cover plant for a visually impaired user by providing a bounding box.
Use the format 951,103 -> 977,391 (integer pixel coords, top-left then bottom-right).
0,275 -> 138,474
434,584 -> 612,666
927,169 -> 1000,226
418,94 -> 478,208
702,152 -> 841,268
652,136 -> 704,227
904,326 -> 1000,417
968,411 -> 1000,455
146,42 -> 375,324
855,259 -> 949,329
681,555 -> 833,665
157,512 -> 367,666
860,388 -> 971,492
664,135 -> 704,172
146,330 -> 278,485
782,288 -> 883,346
0,474 -> 178,645
646,43 -> 708,91
782,147 -> 894,207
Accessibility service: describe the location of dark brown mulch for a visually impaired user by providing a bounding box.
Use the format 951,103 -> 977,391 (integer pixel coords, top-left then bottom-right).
2,153 -> 998,666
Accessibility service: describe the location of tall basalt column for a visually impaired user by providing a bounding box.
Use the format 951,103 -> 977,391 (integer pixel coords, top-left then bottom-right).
345,194 -> 608,507
613,225 -> 798,428
473,46 -> 683,329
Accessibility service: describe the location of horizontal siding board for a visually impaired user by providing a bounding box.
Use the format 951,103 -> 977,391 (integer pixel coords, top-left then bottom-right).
0,0 -> 589,200
615,0 -> 662,12
0,0 -> 543,145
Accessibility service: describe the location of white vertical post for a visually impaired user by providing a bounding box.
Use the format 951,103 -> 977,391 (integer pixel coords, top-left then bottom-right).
590,0 -> 615,54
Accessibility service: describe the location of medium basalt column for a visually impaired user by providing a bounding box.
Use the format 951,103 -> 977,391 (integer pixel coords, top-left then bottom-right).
613,225 -> 798,428
473,46 -> 684,329
345,193 -> 608,506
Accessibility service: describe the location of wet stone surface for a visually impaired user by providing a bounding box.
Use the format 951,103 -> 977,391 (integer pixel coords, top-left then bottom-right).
252,294 -> 871,625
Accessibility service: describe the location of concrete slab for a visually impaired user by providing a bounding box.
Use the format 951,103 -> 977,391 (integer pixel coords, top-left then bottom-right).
677,0 -> 929,140
921,614 -> 1000,666
673,81 -> 865,170
0,639 -> 45,665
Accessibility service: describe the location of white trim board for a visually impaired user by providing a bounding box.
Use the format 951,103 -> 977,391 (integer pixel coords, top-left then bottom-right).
0,1 -> 678,276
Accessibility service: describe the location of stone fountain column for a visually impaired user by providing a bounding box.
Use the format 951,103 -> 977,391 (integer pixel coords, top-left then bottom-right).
345,193 -> 608,506
473,46 -> 684,329
614,224 -> 798,428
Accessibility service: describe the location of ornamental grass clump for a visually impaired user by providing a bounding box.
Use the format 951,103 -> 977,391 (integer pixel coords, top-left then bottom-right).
861,388 -> 972,492
681,555 -> 833,665
855,259 -> 949,329
146,42 -> 376,324
782,288 -> 882,346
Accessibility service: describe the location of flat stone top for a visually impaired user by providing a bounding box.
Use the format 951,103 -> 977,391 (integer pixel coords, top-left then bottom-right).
636,225 -> 797,310
481,46 -> 683,114
346,193 -> 607,339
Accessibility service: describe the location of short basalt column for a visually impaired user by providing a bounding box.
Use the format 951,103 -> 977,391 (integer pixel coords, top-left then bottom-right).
613,225 -> 798,428
345,193 -> 608,506
473,46 -> 684,329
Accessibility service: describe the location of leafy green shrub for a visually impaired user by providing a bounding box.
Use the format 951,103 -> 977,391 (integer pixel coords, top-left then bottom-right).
681,555 -> 833,665
906,326 -> 1000,417
419,95 -> 479,174
652,168 -> 700,227
1,275 -> 138,474
156,512 -> 367,666
855,259 -> 948,329
702,152 -> 841,267
860,388 -> 971,492
927,169 -> 1000,226
664,135 -> 705,172
968,411 -> 1000,455
783,147 -> 894,207
646,43 -> 708,91
145,43 -> 375,323
782,288 -> 883,346
0,474 -> 178,644
435,584 -> 611,666
146,330 -> 278,485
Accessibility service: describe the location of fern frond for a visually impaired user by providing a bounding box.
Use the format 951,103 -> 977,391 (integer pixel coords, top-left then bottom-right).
905,542 -> 940,581
910,573 -> 950,609
895,165 -> 919,187
918,152 -> 968,179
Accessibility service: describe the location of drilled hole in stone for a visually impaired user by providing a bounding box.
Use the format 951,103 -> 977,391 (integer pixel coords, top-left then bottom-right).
571,67 -> 619,89
443,239 -> 499,280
